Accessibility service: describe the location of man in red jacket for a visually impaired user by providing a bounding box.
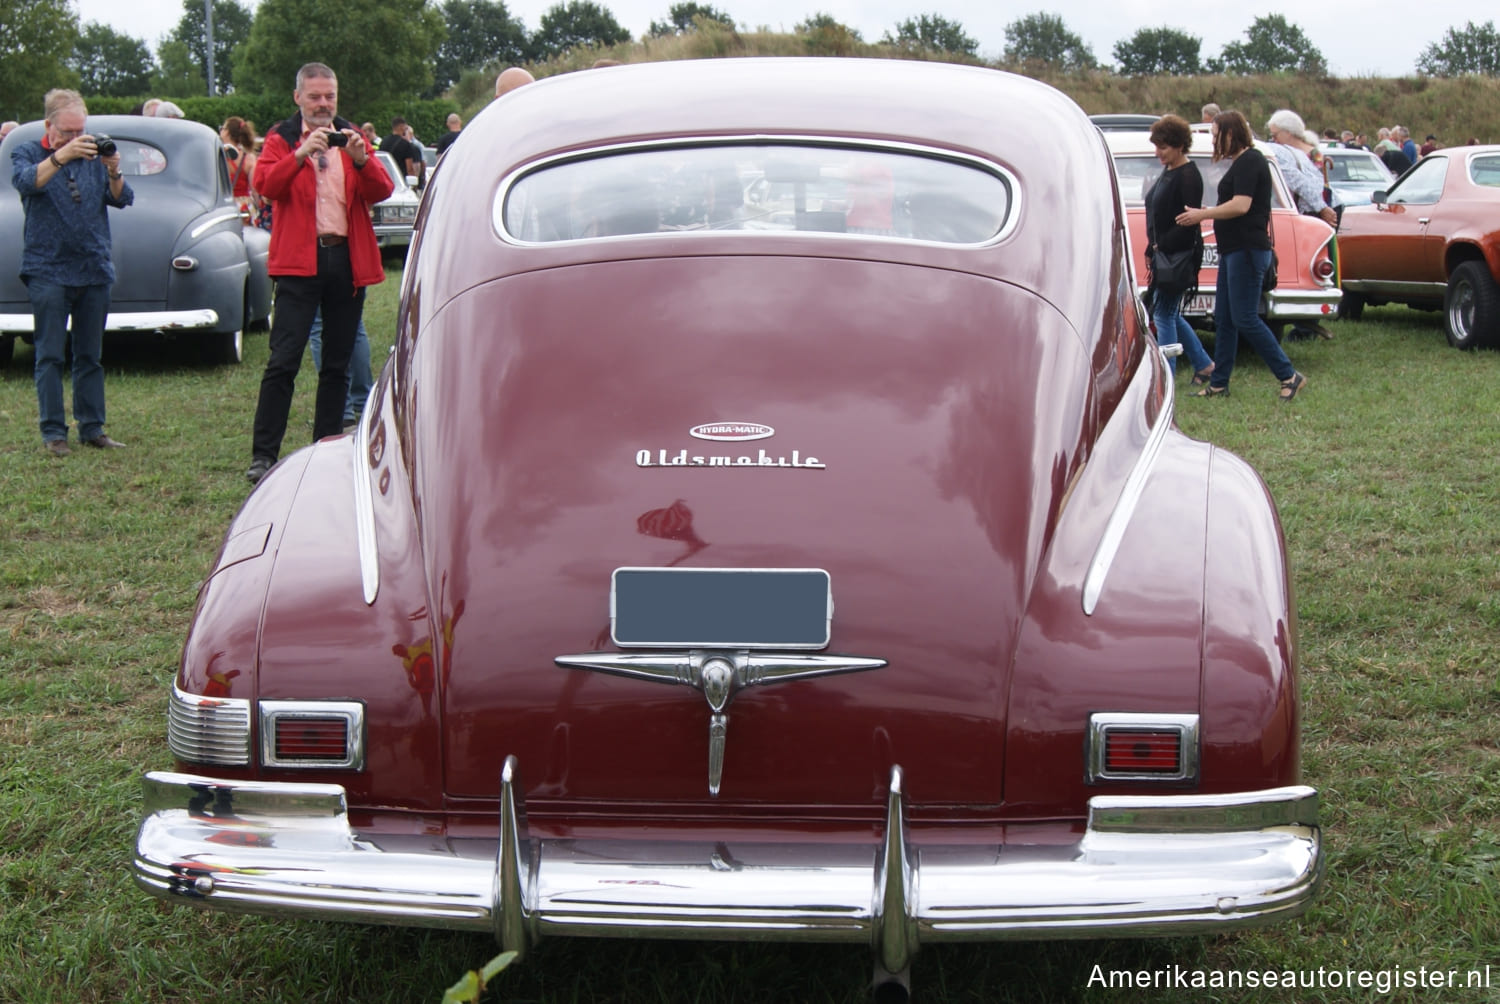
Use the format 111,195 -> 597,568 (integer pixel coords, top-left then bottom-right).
246,61 -> 393,485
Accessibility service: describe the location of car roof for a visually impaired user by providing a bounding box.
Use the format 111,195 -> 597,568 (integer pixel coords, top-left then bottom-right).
0,115 -> 222,197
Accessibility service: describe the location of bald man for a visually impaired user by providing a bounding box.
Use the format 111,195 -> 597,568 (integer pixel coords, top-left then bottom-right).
494,67 -> 535,98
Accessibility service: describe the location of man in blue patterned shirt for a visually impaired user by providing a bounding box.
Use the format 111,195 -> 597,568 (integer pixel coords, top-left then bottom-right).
10,88 -> 133,457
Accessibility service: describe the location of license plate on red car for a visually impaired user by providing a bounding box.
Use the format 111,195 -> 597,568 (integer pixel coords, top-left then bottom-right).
1184,293 -> 1214,316
1202,245 -> 1219,269
611,568 -> 832,648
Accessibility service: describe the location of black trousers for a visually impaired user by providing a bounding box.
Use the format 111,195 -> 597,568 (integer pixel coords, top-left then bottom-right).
251,244 -> 365,461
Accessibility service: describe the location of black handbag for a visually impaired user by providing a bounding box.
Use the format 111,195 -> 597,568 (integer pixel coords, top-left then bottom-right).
1263,251 -> 1279,292
1151,246 -> 1198,289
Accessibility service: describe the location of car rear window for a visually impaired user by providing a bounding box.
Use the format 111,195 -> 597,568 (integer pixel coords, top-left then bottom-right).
1470,154 -> 1500,188
498,142 -> 1014,245
114,139 -> 167,177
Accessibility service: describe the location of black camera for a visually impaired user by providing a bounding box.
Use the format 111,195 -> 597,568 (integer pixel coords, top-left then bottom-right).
94,135 -> 117,158
325,131 -> 348,148
224,146 -> 239,161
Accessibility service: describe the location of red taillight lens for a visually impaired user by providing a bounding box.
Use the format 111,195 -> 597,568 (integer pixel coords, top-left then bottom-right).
273,717 -> 349,760
1104,731 -> 1181,774
1314,258 -> 1336,280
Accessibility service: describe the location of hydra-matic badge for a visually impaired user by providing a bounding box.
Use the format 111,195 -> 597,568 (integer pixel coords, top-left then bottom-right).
638,422 -> 824,469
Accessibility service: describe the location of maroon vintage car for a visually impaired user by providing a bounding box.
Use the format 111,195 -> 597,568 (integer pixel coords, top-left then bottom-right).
135,59 -> 1321,988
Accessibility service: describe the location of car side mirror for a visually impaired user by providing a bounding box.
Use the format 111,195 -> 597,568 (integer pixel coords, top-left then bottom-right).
1370,190 -> 1387,205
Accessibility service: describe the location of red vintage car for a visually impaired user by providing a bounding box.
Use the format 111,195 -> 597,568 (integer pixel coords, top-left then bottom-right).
1336,145 -> 1500,348
1106,131 -> 1341,336
134,59 -> 1321,988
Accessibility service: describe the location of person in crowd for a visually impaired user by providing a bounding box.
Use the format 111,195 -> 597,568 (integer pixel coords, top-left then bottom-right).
1372,127 -> 1396,153
1398,126 -> 1418,164
495,66 -> 535,99
380,116 -> 424,186
141,98 -> 162,117
1420,134 -> 1439,157
1200,102 -> 1220,123
246,62 -> 393,484
10,88 -> 133,455
433,113 -> 463,157
1266,111 -> 1339,340
0,121 -> 18,140
1143,114 -> 1213,382
1176,110 -> 1308,402
1354,132 -> 1370,149
220,117 -> 260,220
153,101 -> 184,119
360,121 -> 379,151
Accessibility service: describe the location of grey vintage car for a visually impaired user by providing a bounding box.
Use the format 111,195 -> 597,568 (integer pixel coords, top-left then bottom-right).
1,115 -> 271,365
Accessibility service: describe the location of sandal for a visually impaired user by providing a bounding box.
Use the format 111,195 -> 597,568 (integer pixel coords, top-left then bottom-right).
1190,364 -> 1215,386
1193,384 -> 1229,398
1278,372 -> 1307,402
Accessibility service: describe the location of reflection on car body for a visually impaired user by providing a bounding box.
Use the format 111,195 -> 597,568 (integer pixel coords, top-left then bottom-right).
0,116 -> 271,364
134,59 -> 1321,990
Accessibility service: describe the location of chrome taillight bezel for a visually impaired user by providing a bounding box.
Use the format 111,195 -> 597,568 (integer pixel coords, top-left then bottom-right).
259,700 -> 366,770
1087,712 -> 1200,783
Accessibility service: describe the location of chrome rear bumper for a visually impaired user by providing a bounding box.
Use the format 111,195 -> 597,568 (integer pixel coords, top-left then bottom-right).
1265,288 -> 1342,320
0,309 -> 220,333
135,764 -> 1321,971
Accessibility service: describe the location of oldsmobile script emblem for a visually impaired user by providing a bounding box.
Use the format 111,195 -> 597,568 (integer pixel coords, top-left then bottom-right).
690,422 -> 774,442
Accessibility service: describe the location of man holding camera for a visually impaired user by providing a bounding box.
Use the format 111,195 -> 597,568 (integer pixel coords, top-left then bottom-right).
10,88 -> 132,457
247,62 -> 392,485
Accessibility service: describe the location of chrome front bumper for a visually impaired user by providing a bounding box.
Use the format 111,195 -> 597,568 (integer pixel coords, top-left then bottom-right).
0,309 -> 220,333
135,763 -> 1321,971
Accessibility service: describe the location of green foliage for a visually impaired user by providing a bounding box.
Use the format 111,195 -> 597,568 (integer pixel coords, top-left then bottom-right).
883,13 -> 977,57
167,0 -> 255,96
0,0 -> 80,120
796,13 -> 862,56
648,2 -> 734,38
1113,25 -> 1202,76
1217,14 -> 1326,75
82,93 -> 458,144
431,0 -> 528,98
152,38 -> 207,98
1417,20 -> 1500,76
531,0 -> 632,60
233,0 -> 446,111
71,22 -> 156,99
1003,12 -> 1097,71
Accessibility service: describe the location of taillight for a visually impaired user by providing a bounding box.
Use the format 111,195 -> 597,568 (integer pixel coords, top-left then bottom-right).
259,701 -> 365,769
1088,712 -> 1199,782
1314,258 -> 1336,281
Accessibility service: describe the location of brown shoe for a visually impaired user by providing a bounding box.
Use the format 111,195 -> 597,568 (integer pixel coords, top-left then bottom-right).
46,439 -> 71,457
83,434 -> 127,449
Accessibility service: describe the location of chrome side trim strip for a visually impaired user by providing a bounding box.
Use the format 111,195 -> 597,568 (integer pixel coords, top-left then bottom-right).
191,211 -> 244,240
134,772 -> 1322,941
351,417 -> 378,605
1082,361 -> 1172,615
1337,279 -> 1446,298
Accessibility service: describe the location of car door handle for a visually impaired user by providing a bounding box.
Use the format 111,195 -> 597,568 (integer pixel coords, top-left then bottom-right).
1418,218 -> 1430,225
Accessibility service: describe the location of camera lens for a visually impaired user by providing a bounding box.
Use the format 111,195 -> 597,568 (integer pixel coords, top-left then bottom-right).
326,132 -> 348,148
95,135 -> 117,158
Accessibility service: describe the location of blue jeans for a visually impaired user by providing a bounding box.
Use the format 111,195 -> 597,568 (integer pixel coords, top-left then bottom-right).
308,309 -> 372,425
1151,288 -> 1214,375
1210,248 -> 1295,389
28,280 -> 109,443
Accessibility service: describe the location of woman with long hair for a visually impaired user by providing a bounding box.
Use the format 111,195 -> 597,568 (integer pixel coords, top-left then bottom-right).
1144,114 -> 1214,382
1176,110 -> 1307,401
220,117 -> 261,223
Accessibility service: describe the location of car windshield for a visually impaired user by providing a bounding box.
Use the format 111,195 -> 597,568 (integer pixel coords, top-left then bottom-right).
1113,154 -> 1289,210
1327,153 -> 1390,184
500,142 -> 1013,244
1470,154 -> 1500,188
114,139 -> 166,177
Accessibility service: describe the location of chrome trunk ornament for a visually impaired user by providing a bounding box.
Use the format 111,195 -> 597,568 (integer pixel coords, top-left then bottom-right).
554,650 -> 886,795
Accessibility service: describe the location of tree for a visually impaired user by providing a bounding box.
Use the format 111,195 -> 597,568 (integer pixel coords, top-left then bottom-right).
70,22 -> 156,98
152,38 -> 207,97
647,3 -> 734,38
167,0 -> 254,95
431,0 -> 528,97
1217,15 -> 1326,75
796,12 -> 862,56
0,0 -> 80,121
1003,12 -> 1096,70
882,14 -> 977,57
530,0 -> 631,59
1416,21 -> 1500,76
234,0 -> 446,112
1113,26 -> 1202,76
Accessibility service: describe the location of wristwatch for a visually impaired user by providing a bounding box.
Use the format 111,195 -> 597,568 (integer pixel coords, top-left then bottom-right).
108,170 -> 123,181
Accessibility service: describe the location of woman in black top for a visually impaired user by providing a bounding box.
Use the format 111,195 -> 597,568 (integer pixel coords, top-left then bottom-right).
1176,111 -> 1307,401
1144,115 -> 1213,381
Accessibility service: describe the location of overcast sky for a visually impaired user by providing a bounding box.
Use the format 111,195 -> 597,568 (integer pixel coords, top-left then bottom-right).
73,0 -> 1495,78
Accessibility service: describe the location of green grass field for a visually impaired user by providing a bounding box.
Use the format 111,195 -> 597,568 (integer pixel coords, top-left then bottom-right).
2,272 -> 1498,1003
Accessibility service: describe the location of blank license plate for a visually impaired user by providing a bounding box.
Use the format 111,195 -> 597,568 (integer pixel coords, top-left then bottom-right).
1184,293 -> 1214,315
611,568 -> 831,648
